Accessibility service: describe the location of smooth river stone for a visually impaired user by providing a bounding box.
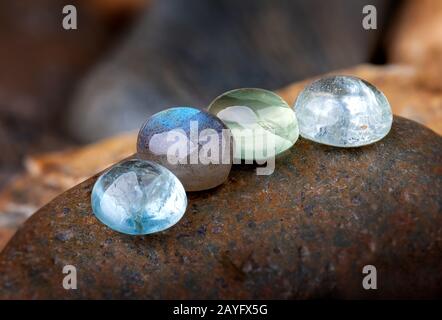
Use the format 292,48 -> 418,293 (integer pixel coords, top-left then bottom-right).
294,76 -> 393,147
208,88 -> 299,161
137,107 -> 233,191
1,117 -> 440,299
91,159 -> 187,235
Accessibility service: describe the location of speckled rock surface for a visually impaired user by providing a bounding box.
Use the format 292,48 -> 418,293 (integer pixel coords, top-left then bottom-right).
0,117 -> 440,299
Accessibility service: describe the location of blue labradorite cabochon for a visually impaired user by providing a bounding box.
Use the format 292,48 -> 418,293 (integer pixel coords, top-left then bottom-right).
137,107 -> 233,191
91,159 -> 187,235
294,76 -> 393,147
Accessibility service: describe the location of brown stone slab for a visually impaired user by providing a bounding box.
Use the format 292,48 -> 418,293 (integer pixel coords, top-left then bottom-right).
0,116 -> 440,299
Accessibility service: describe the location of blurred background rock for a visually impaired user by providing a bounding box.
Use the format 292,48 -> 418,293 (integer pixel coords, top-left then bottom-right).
65,0 -> 395,142
0,0 -> 441,250
0,0 -> 146,187
0,0 -> 395,185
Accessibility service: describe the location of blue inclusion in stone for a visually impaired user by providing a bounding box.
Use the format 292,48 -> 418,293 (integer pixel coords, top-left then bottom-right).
146,107 -> 200,132
137,106 -> 226,144
91,159 -> 187,235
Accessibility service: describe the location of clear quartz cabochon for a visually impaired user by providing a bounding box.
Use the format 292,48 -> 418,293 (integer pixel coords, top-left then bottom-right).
294,76 -> 393,147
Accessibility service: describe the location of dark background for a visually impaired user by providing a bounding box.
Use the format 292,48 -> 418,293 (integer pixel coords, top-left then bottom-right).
0,0 -> 399,187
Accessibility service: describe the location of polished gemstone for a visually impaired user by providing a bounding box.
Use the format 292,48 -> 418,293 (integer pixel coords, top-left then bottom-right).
137,107 -> 233,191
207,88 -> 299,161
294,76 -> 393,147
91,159 -> 187,235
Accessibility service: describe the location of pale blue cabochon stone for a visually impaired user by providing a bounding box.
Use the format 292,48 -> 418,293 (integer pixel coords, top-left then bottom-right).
91,159 -> 187,235
294,76 -> 393,147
